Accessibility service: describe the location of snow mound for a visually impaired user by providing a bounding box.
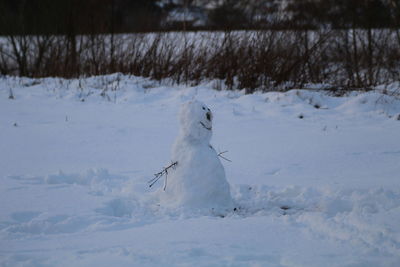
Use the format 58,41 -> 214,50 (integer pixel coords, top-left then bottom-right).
231,185 -> 400,257
2,169 -> 400,266
3,171 -> 400,238
45,169 -> 128,195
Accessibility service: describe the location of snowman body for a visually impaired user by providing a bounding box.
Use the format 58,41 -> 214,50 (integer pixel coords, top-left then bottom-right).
161,101 -> 233,213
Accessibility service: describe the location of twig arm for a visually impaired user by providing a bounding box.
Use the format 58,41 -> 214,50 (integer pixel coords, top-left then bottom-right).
218,151 -> 232,162
149,161 -> 178,189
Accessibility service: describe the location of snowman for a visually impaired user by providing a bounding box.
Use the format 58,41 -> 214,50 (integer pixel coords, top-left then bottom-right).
156,100 -> 234,214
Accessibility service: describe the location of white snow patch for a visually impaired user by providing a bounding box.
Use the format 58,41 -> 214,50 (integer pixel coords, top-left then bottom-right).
1,75 -> 400,266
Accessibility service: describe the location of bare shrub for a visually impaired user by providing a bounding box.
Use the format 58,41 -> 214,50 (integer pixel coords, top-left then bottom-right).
0,29 -> 398,93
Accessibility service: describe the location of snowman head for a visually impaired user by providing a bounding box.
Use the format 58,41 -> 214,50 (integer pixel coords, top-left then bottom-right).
179,100 -> 213,143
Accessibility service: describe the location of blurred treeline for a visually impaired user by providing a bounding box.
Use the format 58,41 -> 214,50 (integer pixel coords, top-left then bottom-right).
0,0 -> 161,34
0,0 -> 399,92
0,0 -> 399,34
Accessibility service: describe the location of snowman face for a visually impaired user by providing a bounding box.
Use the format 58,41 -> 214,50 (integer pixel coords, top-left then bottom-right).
179,100 -> 213,142
199,104 -> 213,131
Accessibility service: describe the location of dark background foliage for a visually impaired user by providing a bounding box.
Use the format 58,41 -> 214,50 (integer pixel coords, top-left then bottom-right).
0,0 -> 398,34
0,0 -> 399,93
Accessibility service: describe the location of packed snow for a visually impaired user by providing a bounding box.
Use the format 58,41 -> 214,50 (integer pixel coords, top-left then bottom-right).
1,74 -> 400,267
158,100 -> 234,214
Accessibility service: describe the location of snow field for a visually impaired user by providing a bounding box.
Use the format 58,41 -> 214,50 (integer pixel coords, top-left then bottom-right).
1,75 -> 400,266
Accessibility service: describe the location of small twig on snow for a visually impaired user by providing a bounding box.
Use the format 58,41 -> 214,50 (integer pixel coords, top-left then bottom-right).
149,161 -> 178,190
218,151 -> 232,162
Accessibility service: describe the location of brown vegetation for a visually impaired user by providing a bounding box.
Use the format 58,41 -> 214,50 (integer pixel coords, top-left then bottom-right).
1,29 -> 399,93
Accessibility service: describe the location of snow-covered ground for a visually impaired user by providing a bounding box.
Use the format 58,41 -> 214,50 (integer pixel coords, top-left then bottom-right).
1,75 -> 400,266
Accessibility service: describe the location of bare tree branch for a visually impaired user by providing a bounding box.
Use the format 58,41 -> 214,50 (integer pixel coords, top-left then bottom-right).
149,161 -> 178,190
218,150 -> 232,162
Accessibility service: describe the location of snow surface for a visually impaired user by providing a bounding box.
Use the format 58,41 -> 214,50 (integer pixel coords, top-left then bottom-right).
1,74 -> 400,266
